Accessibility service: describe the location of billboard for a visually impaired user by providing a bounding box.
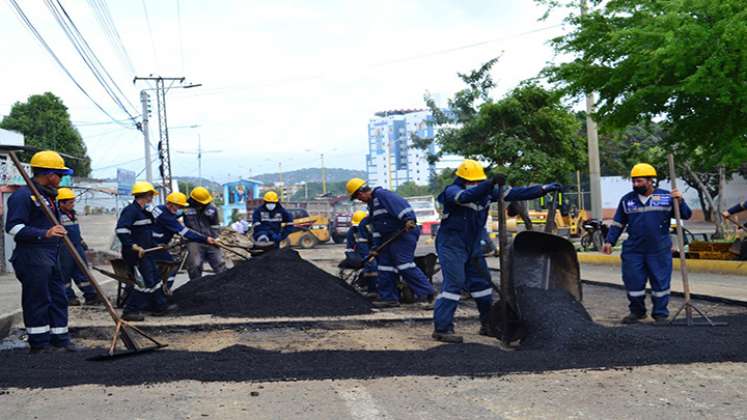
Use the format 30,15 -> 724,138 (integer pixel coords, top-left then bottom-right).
116,168 -> 136,195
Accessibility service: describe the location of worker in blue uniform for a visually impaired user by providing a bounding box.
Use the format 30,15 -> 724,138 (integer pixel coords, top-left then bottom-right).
151,191 -> 215,293
344,210 -> 378,298
116,181 -> 173,322
432,159 -> 562,343
252,191 -> 293,248
723,199 -> 747,221
346,178 -> 435,308
57,188 -> 100,306
603,163 -> 691,324
6,151 -> 78,353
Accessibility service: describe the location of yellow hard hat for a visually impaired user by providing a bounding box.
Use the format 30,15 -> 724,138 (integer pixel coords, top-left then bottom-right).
131,181 -> 159,196
346,178 -> 367,198
351,210 -> 367,226
56,187 -> 76,201
166,191 -> 189,207
455,159 -> 487,181
263,191 -> 279,203
631,163 -> 657,178
190,186 -> 213,205
30,150 -> 72,174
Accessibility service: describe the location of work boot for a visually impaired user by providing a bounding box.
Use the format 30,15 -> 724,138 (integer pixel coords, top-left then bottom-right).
479,321 -> 497,337
68,297 -> 82,307
414,300 -> 434,310
84,296 -> 104,306
432,331 -> 464,344
621,313 -> 647,324
122,311 -> 145,322
365,292 -> 378,300
653,316 -> 670,326
372,300 -> 400,309
151,304 -> 179,316
53,341 -> 83,353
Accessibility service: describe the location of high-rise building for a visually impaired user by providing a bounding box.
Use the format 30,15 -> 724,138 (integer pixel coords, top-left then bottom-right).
366,109 -> 458,190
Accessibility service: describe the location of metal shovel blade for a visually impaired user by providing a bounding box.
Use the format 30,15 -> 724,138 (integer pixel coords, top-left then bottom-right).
87,344 -> 168,362
510,231 -> 582,302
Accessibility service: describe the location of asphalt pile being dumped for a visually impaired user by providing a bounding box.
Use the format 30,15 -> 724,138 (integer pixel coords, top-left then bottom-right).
171,248 -> 373,318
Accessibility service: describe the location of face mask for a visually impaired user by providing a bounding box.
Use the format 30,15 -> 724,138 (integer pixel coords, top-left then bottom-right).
266,203 -> 276,211
633,185 -> 648,195
175,209 -> 184,217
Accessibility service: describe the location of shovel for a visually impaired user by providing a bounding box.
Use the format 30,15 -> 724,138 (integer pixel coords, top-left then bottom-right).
723,215 -> 746,256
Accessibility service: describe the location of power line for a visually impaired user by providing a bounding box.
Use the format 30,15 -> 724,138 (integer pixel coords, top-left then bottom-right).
7,0 -> 126,126
141,0 -> 159,71
45,0 -> 138,120
91,156 -> 144,172
87,0 -> 137,76
176,0 -> 185,73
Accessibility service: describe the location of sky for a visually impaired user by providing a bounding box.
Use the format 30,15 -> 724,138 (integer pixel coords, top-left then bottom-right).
0,0 -> 568,183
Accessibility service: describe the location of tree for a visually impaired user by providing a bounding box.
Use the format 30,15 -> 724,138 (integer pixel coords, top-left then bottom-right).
396,181 -> 431,197
542,0 -> 747,169
0,92 -> 92,176
420,60 -> 586,185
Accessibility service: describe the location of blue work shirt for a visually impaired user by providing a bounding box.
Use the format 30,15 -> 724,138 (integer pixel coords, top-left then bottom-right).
606,189 -> 692,254
151,205 -> 207,245
727,200 -> 747,215
116,201 -> 156,263
367,187 -> 416,240
252,204 -> 293,237
438,179 -> 546,241
345,217 -> 373,258
5,185 -> 60,253
59,209 -> 86,255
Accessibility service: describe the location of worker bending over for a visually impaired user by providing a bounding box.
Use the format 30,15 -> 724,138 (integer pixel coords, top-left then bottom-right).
347,178 -> 435,308
344,210 -> 378,298
432,159 -> 562,343
151,192 -> 216,292
57,188 -> 100,306
6,151 -> 78,353
603,163 -> 691,324
183,187 -> 226,280
252,191 -> 293,248
116,181 -> 171,322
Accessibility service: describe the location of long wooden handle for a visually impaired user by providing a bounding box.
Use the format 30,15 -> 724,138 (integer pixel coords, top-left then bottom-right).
364,227 -> 407,264
544,190 -> 559,234
667,154 -> 693,313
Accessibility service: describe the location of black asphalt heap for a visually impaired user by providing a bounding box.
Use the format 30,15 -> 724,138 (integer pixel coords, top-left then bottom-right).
171,248 -> 373,317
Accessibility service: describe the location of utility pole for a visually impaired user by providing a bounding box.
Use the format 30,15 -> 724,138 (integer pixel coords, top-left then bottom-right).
133,76 -> 200,194
139,90 -> 153,182
580,0 -> 602,219
320,153 -> 327,194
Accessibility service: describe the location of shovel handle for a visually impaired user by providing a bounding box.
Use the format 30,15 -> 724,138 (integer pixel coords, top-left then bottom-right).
544,191 -> 559,234
364,227 -> 408,263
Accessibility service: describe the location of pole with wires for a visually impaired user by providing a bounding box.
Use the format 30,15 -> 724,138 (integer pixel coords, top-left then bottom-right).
139,90 -> 153,182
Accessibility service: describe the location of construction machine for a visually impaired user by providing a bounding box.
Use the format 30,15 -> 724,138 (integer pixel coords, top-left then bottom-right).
281,208 -> 331,249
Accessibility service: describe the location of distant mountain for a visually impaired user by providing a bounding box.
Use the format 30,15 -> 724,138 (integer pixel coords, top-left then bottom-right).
252,168 -> 366,185
173,176 -> 223,191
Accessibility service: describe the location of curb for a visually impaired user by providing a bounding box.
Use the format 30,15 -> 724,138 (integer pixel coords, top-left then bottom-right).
0,309 -> 22,340
578,253 -> 747,275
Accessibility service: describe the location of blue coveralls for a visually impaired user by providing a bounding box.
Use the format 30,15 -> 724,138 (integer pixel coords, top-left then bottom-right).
433,179 -> 546,333
116,201 -> 166,313
727,200 -> 747,216
367,187 -> 435,302
59,209 -> 96,301
606,189 -> 692,318
345,216 -> 377,293
6,186 -> 69,348
151,204 -> 208,290
251,204 -> 293,248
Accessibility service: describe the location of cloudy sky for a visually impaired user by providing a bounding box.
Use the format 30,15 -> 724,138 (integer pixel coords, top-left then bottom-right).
0,0 -> 567,183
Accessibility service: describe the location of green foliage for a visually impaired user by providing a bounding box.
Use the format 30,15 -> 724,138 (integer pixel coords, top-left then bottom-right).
424,60 -> 586,185
544,0 -> 747,167
0,92 -> 92,176
396,181 -> 432,197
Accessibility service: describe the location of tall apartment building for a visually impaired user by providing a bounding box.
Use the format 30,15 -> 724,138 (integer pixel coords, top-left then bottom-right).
366,109 -> 452,190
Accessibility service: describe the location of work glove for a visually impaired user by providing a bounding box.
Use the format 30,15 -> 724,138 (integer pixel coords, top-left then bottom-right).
542,183 -> 563,193
491,173 -> 507,186
404,220 -> 417,231
206,237 -> 217,246
132,244 -> 146,258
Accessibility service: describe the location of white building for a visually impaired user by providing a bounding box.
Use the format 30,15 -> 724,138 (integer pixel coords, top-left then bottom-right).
366,109 -> 459,190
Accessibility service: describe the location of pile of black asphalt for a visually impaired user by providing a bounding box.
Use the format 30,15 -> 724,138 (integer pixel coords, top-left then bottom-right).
171,248 -> 373,318
2,284 -> 746,389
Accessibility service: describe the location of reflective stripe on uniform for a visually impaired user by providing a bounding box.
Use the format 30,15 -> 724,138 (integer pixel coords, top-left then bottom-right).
26,325 -> 50,334
611,221 -> 624,228
397,262 -> 416,270
454,190 -> 465,203
652,289 -> 670,297
356,238 -> 368,243
344,248 -> 354,253
378,265 -> 398,273
134,281 -> 163,293
372,232 -> 381,238
116,228 -> 131,234
501,186 -> 513,199
471,288 -> 492,298
152,232 -> 164,238
78,282 -> 90,287
179,227 -> 190,236
397,207 -> 414,219
627,290 -> 646,297
625,206 -> 672,214
133,219 -> 152,226
437,291 -> 461,301
252,222 -> 261,227
50,326 -> 68,334
8,224 -> 25,236
373,209 -> 388,216
456,202 -> 484,212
